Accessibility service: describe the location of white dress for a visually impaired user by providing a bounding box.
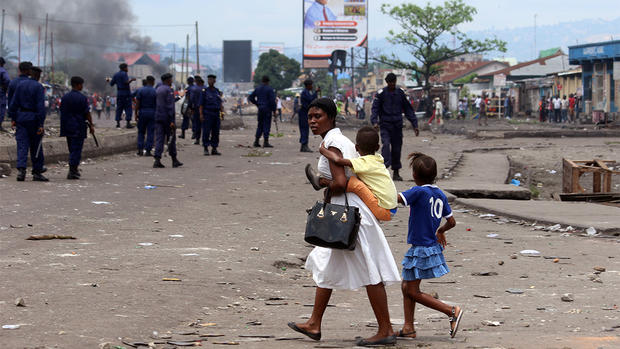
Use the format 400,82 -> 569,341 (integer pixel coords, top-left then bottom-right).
304,128 -> 401,290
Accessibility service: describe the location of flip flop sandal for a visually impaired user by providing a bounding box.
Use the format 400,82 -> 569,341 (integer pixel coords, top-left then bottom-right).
397,329 -> 417,338
305,164 -> 322,191
449,306 -> 465,338
287,322 -> 321,341
355,334 -> 397,347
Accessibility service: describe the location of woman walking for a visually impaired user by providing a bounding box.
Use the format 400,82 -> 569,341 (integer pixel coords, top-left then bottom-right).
288,98 -> 401,346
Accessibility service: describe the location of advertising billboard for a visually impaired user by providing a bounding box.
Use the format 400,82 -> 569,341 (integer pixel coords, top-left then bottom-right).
259,42 -> 285,55
303,0 -> 368,69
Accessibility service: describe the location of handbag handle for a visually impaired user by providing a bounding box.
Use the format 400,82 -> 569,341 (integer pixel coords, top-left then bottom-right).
323,178 -> 351,210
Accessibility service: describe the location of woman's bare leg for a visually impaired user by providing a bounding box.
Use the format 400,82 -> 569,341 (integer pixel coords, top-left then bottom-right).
364,283 -> 395,341
295,287 -> 332,334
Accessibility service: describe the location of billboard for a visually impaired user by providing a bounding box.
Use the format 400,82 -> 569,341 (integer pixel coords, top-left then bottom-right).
303,0 -> 368,69
259,42 -> 285,55
223,40 -> 252,83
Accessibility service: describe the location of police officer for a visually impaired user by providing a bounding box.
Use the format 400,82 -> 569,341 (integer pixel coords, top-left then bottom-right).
153,73 -> 182,169
371,73 -> 419,181
190,76 -> 204,145
248,75 -> 276,148
0,57 -> 10,132
108,63 -> 135,128
9,66 -> 47,182
299,79 -> 320,153
199,74 -> 224,156
180,76 -> 194,139
60,76 -> 95,180
7,61 -> 32,120
135,76 -> 157,156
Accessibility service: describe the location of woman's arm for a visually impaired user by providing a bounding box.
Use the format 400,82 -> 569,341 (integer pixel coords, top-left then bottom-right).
327,146 -> 347,196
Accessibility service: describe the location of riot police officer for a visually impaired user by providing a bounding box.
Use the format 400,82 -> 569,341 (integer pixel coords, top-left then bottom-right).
109,63 -> 136,128
299,79 -> 319,152
135,76 -> 157,156
371,73 -> 419,181
199,74 -> 224,156
248,75 -> 277,148
9,66 -> 47,181
153,73 -> 183,169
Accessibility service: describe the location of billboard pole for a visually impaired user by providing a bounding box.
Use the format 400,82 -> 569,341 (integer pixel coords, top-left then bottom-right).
195,21 -> 200,74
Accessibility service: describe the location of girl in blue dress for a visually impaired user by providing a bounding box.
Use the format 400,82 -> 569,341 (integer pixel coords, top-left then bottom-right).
396,152 -> 464,339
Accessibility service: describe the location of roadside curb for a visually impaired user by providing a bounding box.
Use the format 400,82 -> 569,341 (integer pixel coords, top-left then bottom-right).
0,131 -> 137,167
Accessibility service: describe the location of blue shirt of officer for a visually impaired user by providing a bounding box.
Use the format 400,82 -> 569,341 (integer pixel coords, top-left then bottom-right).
200,86 -> 222,111
60,90 -> 89,138
371,86 -> 417,128
110,69 -> 131,97
136,85 -> 157,116
248,84 -> 276,112
7,74 -> 30,120
155,83 -> 175,124
9,77 -> 45,127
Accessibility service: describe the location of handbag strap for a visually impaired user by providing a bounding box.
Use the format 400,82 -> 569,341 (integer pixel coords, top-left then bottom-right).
323,178 -> 351,209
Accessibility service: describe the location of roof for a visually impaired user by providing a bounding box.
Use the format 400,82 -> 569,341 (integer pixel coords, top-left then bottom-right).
481,51 -> 572,78
432,61 -> 508,83
539,48 -> 561,58
103,52 -> 161,66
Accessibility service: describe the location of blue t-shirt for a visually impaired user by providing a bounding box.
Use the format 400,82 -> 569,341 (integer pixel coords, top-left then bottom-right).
400,185 -> 453,247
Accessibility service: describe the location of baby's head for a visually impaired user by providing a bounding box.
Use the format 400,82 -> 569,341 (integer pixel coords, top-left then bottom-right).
408,152 -> 437,185
355,126 -> 380,156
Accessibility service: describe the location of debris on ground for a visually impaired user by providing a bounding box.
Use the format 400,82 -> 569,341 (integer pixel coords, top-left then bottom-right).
27,234 -> 76,240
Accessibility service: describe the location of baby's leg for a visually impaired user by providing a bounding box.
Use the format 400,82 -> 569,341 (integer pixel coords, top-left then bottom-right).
346,176 -> 391,221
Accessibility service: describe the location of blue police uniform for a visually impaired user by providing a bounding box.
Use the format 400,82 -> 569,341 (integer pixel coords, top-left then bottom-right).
371,87 -> 418,171
200,86 -> 222,150
299,88 -> 318,146
0,66 -> 10,126
7,74 -> 30,121
60,90 -> 89,167
181,83 -> 195,133
8,78 -> 46,172
135,85 -> 157,152
248,84 -> 276,142
154,84 -> 176,159
189,84 -> 203,141
110,70 -> 132,123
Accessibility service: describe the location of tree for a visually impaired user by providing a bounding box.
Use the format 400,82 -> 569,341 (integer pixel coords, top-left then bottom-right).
253,49 -> 300,91
376,0 -> 506,93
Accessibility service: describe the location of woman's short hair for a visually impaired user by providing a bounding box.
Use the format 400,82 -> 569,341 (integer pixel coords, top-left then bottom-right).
308,97 -> 338,121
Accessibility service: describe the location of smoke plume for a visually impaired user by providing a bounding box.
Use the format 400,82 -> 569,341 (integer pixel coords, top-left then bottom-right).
0,0 -> 164,92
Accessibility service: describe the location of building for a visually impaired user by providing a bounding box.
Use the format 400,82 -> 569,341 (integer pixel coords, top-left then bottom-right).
103,52 -> 161,83
569,40 -> 620,116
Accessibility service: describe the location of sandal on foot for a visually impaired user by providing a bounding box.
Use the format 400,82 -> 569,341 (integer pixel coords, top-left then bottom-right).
305,164 -> 321,191
397,329 -> 417,338
449,306 -> 464,338
355,334 -> 397,347
287,322 -> 321,341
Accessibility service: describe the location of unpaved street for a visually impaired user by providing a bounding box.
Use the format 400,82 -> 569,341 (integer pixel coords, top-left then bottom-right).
1,119 -> 619,349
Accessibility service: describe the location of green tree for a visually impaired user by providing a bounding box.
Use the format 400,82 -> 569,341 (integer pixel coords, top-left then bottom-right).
376,0 -> 506,93
0,42 -> 17,61
253,49 -> 300,91
304,69 -> 333,97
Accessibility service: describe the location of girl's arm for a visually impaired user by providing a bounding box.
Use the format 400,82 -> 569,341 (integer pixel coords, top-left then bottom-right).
436,216 -> 456,248
327,147 -> 347,196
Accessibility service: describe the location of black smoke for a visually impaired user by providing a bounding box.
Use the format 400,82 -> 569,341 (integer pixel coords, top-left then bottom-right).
0,0 -> 165,92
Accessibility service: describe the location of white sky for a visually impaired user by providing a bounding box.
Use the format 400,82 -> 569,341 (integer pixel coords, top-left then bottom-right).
130,0 -> 620,48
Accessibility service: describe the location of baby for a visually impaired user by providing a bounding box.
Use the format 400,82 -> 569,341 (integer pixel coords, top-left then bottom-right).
308,126 -> 397,221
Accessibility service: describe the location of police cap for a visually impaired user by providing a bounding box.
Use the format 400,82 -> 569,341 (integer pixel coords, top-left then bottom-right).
18,61 -> 33,72
161,73 -> 173,82
71,76 -> 85,87
385,73 -> 397,83
0,57 -> 5,65
207,74 -> 216,79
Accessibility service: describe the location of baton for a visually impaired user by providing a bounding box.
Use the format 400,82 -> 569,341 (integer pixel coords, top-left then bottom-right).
35,134 -> 43,159
86,121 -> 99,147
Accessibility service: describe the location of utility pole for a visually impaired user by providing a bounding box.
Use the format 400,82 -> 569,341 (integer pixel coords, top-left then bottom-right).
0,9 -> 5,51
195,21 -> 200,74
50,32 -> 54,75
181,47 -> 185,83
534,14 -> 537,59
43,14 -> 48,75
172,43 -> 176,82
18,13 -> 21,62
351,47 -> 355,97
185,34 -> 190,79
37,26 -> 41,66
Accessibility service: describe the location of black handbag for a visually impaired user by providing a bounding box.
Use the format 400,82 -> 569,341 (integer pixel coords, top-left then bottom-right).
304,185 -> 361,250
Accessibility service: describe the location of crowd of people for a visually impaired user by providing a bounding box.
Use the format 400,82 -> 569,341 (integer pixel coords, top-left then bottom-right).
538,94 -> 581,123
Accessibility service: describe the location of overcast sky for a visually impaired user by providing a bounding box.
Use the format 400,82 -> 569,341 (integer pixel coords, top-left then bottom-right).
130,0 -> 620,48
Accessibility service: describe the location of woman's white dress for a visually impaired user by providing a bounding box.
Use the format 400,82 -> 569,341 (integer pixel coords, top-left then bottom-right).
304,128 -> 401,290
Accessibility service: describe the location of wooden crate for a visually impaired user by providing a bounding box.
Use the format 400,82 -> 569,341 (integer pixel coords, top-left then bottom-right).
562,158 -> 619,194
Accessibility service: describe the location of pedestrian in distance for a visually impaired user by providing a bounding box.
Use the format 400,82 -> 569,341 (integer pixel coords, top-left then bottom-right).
478,94 -> 488,126
396,152 -> 463,340
180,76 -> 195,139
134,75 -> 157,157
9,64 -> 48,182
95,97 -> 103,119
276,94 -> 283,122
199,74 -> 224,156
299,79 -> 319,153
153,73 -> 183,169
370,73 -> 419,181
248,75 -> 277,148
60,76 -> 95,180
0,57 -> 11,132
192,76 -> 205,145
108,63 -> 136,129
105,96 -> 111,119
